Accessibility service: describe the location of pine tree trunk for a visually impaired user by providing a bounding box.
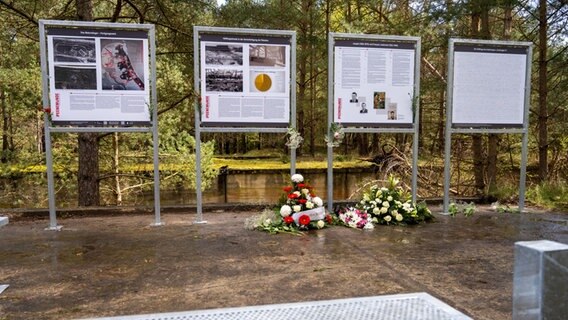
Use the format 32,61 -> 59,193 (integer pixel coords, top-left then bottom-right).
78,132 -> 100,206
486,2 -> 513,193
434,86 -> 445,154
482,2 -> 499,194
538,0 -> 548,181
113,133 -> 122,205
1,91 -> 9,164
432,0 -> 452,155
296,0 -> 312,157
358,133 -> 368,156
470,5 -> 485,195
76,0 -> 100,206
76,0 -> 93,21
308,3 -> 316,156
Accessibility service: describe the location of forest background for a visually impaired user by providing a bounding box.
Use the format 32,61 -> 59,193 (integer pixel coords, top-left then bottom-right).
0,0 -> 567,210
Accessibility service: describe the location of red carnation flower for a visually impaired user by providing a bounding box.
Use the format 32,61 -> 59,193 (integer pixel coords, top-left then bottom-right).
297,183 -> 305,188
298,199 -> 307,204
325,214 -> 333,224
44,107 -> 51,113
299,215 -> 311,226
288,193 -> 299,199
284,216 -> 294,224
283,186 -> 293,192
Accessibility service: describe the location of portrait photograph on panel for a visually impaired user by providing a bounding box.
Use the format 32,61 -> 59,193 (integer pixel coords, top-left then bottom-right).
349,92 -> 359,103
387,103 -> 398,120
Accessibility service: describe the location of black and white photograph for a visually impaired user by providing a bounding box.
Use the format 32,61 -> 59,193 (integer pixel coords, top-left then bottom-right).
349,92 -> 358,103
205,44 -> 243,66
387,103 -> 398,120
101,39 -> 146,91
249,45 -> 286,67
53,37 -> 96,63
360,102 -> 368,113
206,69 -> 243,92
357,96 -> 367,113
54,66 -> 97,90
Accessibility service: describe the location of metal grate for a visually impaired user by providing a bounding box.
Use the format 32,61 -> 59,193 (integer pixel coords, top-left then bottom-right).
81,293 -> 471,320
0,285 -> 8,295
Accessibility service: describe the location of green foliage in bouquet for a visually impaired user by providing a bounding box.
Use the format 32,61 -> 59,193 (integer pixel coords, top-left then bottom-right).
245,209 -> 304,236
356,175 -> 433,225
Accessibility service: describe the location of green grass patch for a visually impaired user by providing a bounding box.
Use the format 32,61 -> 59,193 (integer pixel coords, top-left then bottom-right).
2,157 -> 371,175
213,158 -> 369,171
526,182 -> 568,210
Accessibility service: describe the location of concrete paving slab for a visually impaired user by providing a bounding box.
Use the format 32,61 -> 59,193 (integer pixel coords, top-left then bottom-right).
1,210 -> 567,319
81,293 -> 471,320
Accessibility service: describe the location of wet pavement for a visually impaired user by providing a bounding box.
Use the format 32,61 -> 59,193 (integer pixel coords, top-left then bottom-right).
0,207 -> 567,320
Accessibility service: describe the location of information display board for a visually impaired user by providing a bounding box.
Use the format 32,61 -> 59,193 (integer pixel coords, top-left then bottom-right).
451,43 -> 529,127
333,39 -> 416,127
40,20 -> 161,230
199,33 -> 292,126
443,39 -> 532,213
327,33 -> 421,212
46,27 -> 150,126
193,26 -> 296,223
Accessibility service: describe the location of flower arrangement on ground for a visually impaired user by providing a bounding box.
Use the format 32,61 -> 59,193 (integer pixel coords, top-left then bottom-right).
246,174 -> 333,234
336,207 -> 374,230
356,175 -> 433,225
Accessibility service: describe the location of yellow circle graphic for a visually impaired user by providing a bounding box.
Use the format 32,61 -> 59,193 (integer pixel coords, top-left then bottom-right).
254,73 -> 272,92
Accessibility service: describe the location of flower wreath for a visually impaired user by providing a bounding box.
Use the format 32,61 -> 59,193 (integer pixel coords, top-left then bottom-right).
247,174 -> 332,234
356,175 -> 433,225
336,207 -> 374,230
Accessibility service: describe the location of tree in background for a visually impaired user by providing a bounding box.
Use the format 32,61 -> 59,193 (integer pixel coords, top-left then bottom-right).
75,0 -> 100,206
1,0 -> 568,207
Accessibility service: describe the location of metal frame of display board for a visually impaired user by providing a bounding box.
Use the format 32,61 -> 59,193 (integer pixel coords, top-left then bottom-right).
327,33 -> 421,212
193,26 -> 297,223
39,20 -> 161,230
443,38 -> 532,213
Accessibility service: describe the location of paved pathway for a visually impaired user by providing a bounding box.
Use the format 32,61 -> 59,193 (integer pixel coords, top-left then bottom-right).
0,208 -> 566,319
